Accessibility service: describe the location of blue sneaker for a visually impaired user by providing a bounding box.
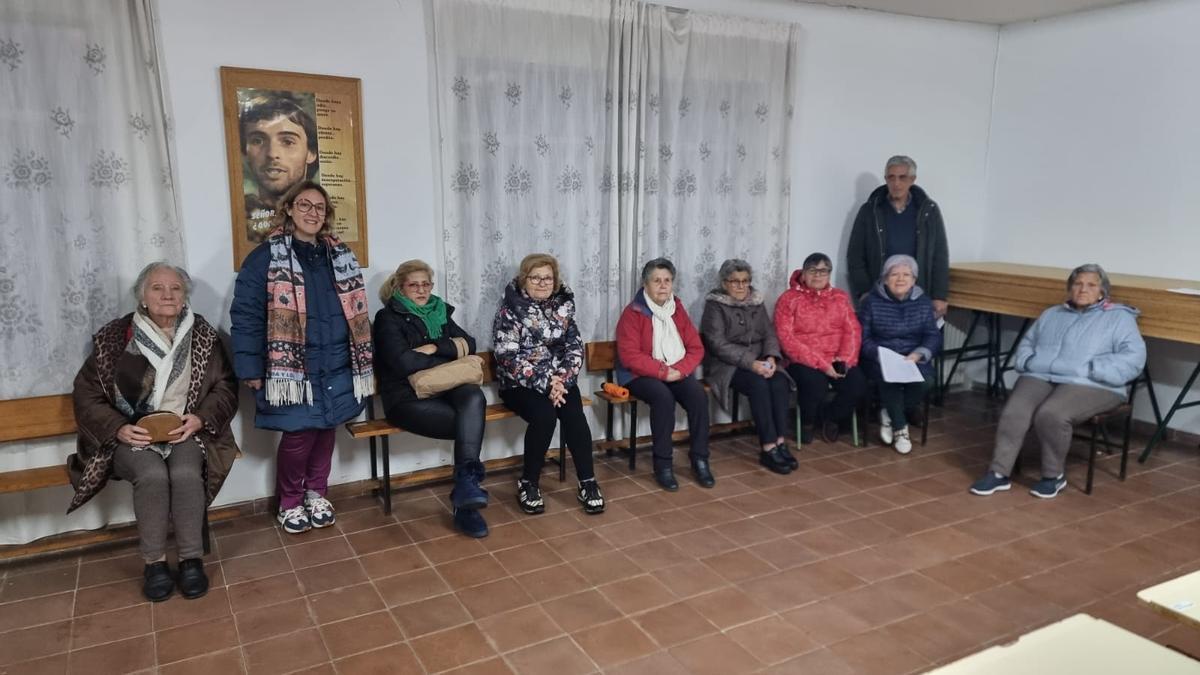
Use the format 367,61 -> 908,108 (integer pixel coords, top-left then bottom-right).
1030,474 -> 1067,499
969,472 -> 1012,496
454,507 -> 489,538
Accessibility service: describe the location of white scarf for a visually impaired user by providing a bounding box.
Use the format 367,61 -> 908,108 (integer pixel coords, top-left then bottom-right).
131,308 -> 194,414
646,294 -> 686,366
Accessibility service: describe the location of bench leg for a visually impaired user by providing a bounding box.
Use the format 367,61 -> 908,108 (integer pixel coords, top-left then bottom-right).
605,401 -> 615,457
369,436 -> 378,481
1086,421 -> 1098,495
202,511 -> 211,556
1120,412 -> 1132,481
381,435 -> 393,515
629,402 -> 638,471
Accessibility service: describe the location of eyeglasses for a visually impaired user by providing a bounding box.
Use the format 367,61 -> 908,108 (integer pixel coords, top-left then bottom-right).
293,199 -> 327,215
527,275 -> 554,286
404,281 -> 433,291
725,278 -> 751,286
804,267 -> 832,276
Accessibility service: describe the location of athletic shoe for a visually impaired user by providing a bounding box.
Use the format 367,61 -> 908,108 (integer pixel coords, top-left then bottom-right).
516,479 -> 545,514
1030,474 -> 1068,499
304,490 -> 336,528
969,472 -> 1012,496
577,479 -> 605,514
278,505 -> 311,534
893,427 -> 912,455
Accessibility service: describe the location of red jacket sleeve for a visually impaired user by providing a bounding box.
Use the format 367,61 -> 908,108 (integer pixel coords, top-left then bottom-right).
616,305 -> 667,379
671,301 -> 705,378
835,291 -> 863,367
774,290 -> 829,372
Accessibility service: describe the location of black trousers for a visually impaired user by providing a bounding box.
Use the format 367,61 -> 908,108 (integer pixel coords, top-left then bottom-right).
500,384 -> 596,484
787,363 -> 868,427
385,384 -> 485,464
730,368 -> 792,444
625,375 -> 710,467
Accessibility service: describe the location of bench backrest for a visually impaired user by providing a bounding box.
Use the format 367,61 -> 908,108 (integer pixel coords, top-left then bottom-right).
585,341 -> 617,374
0,394 -> 76,443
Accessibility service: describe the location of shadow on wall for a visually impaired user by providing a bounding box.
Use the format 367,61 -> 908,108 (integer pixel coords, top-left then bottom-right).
833,171 -> 879,298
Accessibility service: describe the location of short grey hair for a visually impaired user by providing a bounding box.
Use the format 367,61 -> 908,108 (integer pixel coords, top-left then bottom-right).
718,258 -> 752,283
133,261 -> 192,305
1067,263 -> 1111,300
885,155 -> 917,177
641,257 -> 676,285
881,254 -> 918,280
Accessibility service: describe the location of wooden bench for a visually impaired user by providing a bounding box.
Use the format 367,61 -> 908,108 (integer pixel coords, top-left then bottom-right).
585,340 -> 752,470
345,351 -> 590,515
0,395 -> 75,494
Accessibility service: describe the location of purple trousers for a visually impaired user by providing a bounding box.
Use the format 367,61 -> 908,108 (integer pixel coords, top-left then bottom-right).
276,428 -> 336,510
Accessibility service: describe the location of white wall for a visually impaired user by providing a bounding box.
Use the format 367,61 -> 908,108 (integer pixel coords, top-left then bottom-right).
985,0 -> 1200,435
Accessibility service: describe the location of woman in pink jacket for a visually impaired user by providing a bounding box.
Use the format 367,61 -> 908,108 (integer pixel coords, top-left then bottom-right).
774,253 -> 867,443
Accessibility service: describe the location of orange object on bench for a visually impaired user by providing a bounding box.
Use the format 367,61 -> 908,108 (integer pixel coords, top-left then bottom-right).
601,382 -> 630,399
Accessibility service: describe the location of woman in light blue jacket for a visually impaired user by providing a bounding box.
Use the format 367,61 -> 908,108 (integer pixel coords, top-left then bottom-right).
970,264 -> 1145,499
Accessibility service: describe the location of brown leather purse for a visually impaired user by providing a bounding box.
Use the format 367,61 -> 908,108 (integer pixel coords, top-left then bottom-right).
135,411 -> 184,443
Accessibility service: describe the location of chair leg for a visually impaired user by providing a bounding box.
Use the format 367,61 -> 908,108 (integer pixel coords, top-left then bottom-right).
628,402 -> 638,471
559,443 -> 567,482
921,392 -> 930,446
851,409 -> 861,447
1086,422 -> 1098,495
381,435 -> 393,515
1120,413 -> 1132,481
202,511 -> 212,556
795,406 -> 802,449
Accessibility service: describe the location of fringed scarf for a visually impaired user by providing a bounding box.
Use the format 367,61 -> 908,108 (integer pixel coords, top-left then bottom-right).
265,229 -> 375,406
113,308 -> 195,459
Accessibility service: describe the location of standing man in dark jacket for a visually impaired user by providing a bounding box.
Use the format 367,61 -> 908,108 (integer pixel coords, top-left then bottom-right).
847,155 -> 950,319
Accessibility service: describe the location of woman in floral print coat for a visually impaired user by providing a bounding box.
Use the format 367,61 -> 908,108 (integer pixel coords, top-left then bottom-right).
493,253 -> 604,515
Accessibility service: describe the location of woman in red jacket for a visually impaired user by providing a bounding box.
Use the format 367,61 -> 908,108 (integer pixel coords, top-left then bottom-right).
616,258 -> 711,491
774,252 -> 867,443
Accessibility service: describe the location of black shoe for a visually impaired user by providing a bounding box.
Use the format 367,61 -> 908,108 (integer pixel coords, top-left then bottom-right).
691,458 -> 715,488
654,465 -> 679,492
142,561 -> 174,602
177,558 -> 208,599
516,479 -> 545,515
577,479 -> 605,514
822,419 -> 841,443
799,425 -> 815,444
759,448 -> 792,475
776,443 -> 799,470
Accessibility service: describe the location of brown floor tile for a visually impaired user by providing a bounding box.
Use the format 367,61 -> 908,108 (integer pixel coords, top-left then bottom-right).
392,593 -> 471,637
541,589 -> 623,632
72,579 -> 145,617
480,522 -> 539,552
375,567 -> 450,607
216,528 -> 284,560
334,642 -> 424,674
492,541 -> 564,576
726,615 -> 820,664
156,615 -> 239,665
604,650 -> 692,675
455,576 -> 535,620
69,603 -> 152,649
152,586 -> 232,631
765,647 -> 856,674
409,623 -> 496,672
297,559 -> 368,595
346,524 -> 413,556
634,601 -> 718,647
221,549 -> 292,586
668,633 -> 763,675
227,572 -> 304,613
570,550 -> 641,585
235,597 -> 313,643
504,635 -> 594,675
919,558 -> 1003,596
598,574 -> 677,615
789,526 -> 864,558
336,507 -> 403,534
513,562 -> 591,601
0,591 -> 74,633
66,634 -> 155,675
781,597 -> 875,645
76,555 -> 143,588
416,536 -> 487,566
286,536 -> 356,569
684,586 -> 773,629
242,627 -> 331,675
319,610 -> 404,659
443,657 -> 516,674
439,554 -> 508,590
573,617 -> 657,667
160,648 -> 244,675
621,539 -> 691,571
308,583 -> 386,624
476,604 -> 564,652
0,566 -> 77,604
545,530 -> 610,562
651,560 -> 730,599
828,628 -> 930,675
0,620 -> 72,666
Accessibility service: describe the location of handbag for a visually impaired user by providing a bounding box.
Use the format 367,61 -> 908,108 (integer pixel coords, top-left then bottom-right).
135,411 -> 184,443
408,354 -> 484,399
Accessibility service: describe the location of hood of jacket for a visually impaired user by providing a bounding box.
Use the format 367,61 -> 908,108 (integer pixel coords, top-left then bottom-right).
704,288 -> 764,307
787,269 -> 840,297
630,288 -> 682,317
867,183 -> 930,209
872,279 -> 925,302
502,279 -> 576,315
1063,299 -> 1140,318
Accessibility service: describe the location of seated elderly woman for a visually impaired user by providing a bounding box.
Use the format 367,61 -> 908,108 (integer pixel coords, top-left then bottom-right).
857,254 -> 941,455
774,252 -> 867,444
616,258 -> 712,491
493,253 -> 604,515
970,264 -> 1146,499
701,258 -> 795,475
69,262 -> 240,602
374,259 -> 490,538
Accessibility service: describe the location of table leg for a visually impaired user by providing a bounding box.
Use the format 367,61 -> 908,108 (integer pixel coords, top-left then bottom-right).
1139,360 -> 1200,464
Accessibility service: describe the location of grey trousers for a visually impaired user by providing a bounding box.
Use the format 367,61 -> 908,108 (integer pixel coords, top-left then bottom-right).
113,438 -> 205,562
990,376 -> 1122,479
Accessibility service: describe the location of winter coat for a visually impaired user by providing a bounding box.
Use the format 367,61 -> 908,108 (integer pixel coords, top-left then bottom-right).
492,281 -> 584,393
700,289 -> 789,412
857,281 -> 942,377
68,313 -> 240,512
614,289 -> 704,385
847,184 -> 949,302
373,297 -> 478,416
1014,301 -> 1146,399
773,269 -> 862,373
230,239 -> 366,432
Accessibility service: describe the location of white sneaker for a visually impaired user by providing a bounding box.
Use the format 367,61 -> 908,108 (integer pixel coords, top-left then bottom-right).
304,490 -> 336,528
277,505 -> 311,534
893,427 -> 912,455
880,408 -> 894,445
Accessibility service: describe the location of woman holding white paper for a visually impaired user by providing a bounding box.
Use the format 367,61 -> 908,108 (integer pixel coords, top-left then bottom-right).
857,255 -> 942,454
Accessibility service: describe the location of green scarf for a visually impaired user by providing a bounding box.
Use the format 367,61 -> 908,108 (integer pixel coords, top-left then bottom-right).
395,292 -> 448,339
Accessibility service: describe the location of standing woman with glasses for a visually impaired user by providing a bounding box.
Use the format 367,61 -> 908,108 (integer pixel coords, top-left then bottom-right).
774,253 -> 867,444
493,253 -> 604,515
232,180 -> 375,535
374,260 -> 490,537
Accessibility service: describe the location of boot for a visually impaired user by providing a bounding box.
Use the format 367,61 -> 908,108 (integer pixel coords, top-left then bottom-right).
450,460 -> 489,510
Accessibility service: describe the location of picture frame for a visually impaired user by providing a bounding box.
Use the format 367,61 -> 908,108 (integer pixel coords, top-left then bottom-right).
219,66 -> 369,270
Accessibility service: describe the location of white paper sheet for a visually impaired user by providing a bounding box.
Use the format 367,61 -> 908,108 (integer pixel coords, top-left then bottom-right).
879,346 -> 925,383
1166,287 -> 1200,296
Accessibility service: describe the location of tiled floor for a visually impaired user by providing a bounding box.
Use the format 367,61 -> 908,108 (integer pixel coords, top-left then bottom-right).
3,391 -> 1200,674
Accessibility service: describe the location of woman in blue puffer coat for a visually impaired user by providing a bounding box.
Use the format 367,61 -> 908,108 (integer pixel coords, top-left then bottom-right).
857,254 -> 942,455
970,263 -> 1145,499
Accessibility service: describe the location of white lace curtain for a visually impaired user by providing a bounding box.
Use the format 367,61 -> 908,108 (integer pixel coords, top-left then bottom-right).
429,0 -> 796,343
0,0 -> 183,544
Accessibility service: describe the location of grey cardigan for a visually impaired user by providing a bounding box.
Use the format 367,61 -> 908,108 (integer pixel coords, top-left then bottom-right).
699,289 -> 790,412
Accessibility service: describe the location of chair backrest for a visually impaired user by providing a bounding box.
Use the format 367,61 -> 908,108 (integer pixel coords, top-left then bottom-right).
0,394 -> 77,443
585,341 -> 617,374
